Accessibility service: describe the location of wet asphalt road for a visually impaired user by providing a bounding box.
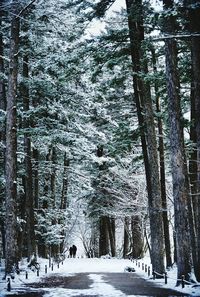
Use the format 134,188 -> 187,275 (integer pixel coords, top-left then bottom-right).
5,272 -> 192,297
102,273 -> 189,296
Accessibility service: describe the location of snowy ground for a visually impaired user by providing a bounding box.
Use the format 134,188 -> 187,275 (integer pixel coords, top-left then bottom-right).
0,256 -> 200,296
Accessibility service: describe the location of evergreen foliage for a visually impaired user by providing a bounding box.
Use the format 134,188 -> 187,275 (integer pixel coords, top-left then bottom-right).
0,0 -> 200,284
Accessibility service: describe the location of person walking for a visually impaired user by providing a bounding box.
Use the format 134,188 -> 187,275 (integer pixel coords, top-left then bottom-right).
69,246 -> 73,258
72,245 -> 77,258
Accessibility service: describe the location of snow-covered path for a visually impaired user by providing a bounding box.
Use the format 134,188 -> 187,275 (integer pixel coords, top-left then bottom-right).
42,273 -> 132,297
0,258 -> 199,296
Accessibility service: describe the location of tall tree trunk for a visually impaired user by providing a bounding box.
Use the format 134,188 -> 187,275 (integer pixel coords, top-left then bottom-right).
50,147 -> 58,257
31,67 -> 39,210
96,145 -> 110,257
59,153 -> 69,253
43,148 -> 51,209
38,149 -> 51,257
151,46 -> 172,268
123,217 -> 129,258
50,147 -> 56,208
189,80 -> 198,225
0,17 -> 6,185
33,148 -> 39,209
125,0 -> 165,275
0,14 -> 6,259
131,215 -> 143,258
22,55 -> 35,260
91,221 -> 99,258
60,152 -> 69,209
5,10 -> 20,276
163,0 -> 193,282
186,0 -> 200,281
108,217 -> 116,257
99,216 -> 109,256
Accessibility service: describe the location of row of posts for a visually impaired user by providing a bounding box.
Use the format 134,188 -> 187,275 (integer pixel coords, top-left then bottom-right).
132,259 -> 185,289
132,259 -> 151,277
7,258 -> 64,291
25,260 -> 63,279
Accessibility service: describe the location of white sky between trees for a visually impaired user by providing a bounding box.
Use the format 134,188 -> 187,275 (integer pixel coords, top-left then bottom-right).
86,0 -> 162,38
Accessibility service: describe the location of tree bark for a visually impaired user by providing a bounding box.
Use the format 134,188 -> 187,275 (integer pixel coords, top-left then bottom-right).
0,16 -> 6,181
185,0 -> 200,281
91,221 -> 99,258
32,148 -> 39,208
59,152 -> 69,253
96,145 -> 110,257
123,217 -> 130,258
151,46 -> 172,268
0,14 -> 6,259
108,217 -> 116,257
22,55 -> 35,260
163,0 -> 192,282
50,147 -> 56,208
125,0 -> 165,275
131,215 -> 143,258
60,152 -> 69,209
99,216 -> 109,256
5,10 -> 20,275
189,81 -> 198,225
43,149 -> 51,209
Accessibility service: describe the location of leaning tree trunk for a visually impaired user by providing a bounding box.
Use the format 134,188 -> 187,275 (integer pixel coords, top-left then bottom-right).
125,0 -> 165,275
163,0 -> 192,282
5,11 -> 20,276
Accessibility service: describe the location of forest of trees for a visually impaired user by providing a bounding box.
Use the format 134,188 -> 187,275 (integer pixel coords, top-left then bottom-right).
0,0 -> 200,286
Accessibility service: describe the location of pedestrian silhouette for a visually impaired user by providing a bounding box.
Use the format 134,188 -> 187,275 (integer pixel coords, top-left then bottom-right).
72,245 -> 77,258
69,246 -> 73,258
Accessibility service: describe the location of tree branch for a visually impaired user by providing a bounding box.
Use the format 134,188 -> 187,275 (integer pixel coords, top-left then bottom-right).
151,32 -> 200,42
17,0 -> 37,17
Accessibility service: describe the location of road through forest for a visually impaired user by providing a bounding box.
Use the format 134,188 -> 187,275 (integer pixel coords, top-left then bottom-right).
5,271 -> 190,297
